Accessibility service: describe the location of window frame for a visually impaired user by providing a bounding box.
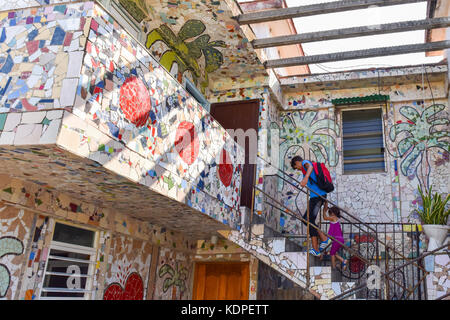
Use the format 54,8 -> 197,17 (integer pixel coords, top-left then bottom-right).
38,220 -> 99,301
338,103 -> 388,175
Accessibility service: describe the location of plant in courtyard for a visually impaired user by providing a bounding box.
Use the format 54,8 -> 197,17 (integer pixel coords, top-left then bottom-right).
414,185 -> 450,225
389,104 -> 450,191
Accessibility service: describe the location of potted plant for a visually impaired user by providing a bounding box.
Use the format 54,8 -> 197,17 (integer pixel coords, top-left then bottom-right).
415,185 -> 450,251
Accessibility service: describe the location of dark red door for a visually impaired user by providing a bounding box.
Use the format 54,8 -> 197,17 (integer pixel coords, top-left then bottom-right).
210,99 -> 259,209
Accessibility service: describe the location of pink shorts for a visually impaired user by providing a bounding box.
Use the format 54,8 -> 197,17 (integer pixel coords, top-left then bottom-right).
330,237 -> 344,256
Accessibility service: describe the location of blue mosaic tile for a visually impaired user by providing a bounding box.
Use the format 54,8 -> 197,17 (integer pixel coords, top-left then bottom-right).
50,26 -> 65,45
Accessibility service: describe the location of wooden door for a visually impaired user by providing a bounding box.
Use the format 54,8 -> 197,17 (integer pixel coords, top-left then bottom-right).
210,100 -> 259,209
193,262 -> 250,300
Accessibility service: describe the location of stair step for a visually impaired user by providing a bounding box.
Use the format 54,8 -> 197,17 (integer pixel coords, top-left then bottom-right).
263,236 -> 305,253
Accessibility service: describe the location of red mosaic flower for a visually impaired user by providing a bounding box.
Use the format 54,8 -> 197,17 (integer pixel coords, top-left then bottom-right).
103,272 -> 144,300
218,148 -> 233,187
175,121 -> 199,165
119,76 -> 151,127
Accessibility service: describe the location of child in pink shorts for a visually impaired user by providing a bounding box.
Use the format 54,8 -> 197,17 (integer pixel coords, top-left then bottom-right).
323,206 -> 348,270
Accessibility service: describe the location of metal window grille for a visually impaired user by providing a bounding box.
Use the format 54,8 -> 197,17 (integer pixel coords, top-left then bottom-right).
39,223 -> 98,300
342,108 -> 386,174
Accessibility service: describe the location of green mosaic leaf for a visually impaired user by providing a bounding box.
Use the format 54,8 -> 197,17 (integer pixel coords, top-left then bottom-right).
178,19 -> 206,41
2,187 -> 12,194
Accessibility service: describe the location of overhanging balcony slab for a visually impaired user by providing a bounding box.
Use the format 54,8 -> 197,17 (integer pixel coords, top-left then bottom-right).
0,1 -> 245,239
0,138 -> 236,240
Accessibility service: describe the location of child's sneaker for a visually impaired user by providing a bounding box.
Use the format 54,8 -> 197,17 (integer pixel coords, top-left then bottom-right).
342,260 -> 348,271
319,238 -> 332,252
309,248 -> 321,256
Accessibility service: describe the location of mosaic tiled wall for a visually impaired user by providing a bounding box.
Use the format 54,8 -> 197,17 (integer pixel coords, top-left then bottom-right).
115,0 -> 268,93
0,1 -> 80,13
103,235 -> 152,300
279,81 -> 450,227
0,2 -> 245,234
209,87 -> 282,231
0,174 -> 199,300
0,203 -> 33,300
154,246 -> 193,300
72,3 -> 243,212
0,2 -> 90,112
426,253 -> 450,300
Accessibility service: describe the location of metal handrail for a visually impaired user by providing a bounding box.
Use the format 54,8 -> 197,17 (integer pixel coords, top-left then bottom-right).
253,186 -> 409,294
256,155 -> 428,274
251,155 -> 436,299
331,243 -> 448,300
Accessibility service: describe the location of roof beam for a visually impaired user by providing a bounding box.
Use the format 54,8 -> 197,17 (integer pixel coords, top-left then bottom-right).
253,17 -> 450,48
264,40 -> 450,69
236,0 -> 427,25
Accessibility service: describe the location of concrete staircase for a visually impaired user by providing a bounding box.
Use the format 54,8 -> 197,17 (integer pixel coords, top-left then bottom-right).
219,213 -> 357,300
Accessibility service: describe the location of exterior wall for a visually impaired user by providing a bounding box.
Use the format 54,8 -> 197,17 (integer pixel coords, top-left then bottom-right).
425,253 -> 450,300
208,87 -> 282,232
0,2 -> 244,234
153,247 -> 193,300
0,203 -> 35,299
0,174 -> 198,300
279,79 -> 450,231
103,235 -> 152,300
109,0 -> 268,93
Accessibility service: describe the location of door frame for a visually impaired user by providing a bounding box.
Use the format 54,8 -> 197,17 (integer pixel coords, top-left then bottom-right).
210,99 -> 260,209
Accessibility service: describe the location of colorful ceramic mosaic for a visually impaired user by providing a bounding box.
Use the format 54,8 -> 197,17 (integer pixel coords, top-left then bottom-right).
0,2 -> 90,111
0,203 -> 34,300
154,246 -> 193,300
103,235 -> 152,300
209,87 -> 282,231
137,0 -> 267,92
426,254 -> 450,300
278,78 -> 449,226
0,2 -> 245,239
0,174 -> 199,300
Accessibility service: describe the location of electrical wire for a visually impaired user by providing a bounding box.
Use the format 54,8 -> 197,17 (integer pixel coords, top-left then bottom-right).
424,65 -> 436,106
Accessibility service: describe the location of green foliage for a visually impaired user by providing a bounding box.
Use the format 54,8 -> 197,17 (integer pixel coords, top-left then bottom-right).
146,19 -> 225,88
415,185 -> 450,225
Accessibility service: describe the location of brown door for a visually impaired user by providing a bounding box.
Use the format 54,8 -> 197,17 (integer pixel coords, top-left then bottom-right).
210,100 -> 259,209
192,262 -> 250,300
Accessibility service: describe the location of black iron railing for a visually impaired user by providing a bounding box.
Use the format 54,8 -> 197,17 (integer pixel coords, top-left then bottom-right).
248,156 -> 434,300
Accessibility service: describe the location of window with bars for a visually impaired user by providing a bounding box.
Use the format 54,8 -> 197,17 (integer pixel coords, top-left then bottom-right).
342,108 -> 386,174
39,222 -> 98,300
